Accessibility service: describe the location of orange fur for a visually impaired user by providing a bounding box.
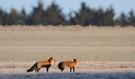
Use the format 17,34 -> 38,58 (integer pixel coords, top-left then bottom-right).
58,59 -> 78,72
27,56 -> 56,72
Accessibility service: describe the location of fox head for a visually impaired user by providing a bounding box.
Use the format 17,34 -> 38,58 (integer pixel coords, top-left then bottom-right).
48,56 -> 56,65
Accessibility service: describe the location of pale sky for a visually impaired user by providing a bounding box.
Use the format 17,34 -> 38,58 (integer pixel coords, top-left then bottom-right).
0,0 -> 135,18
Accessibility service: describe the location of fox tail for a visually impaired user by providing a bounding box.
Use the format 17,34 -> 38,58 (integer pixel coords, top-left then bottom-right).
27,63 -> 37,72
58,62 -> 63,70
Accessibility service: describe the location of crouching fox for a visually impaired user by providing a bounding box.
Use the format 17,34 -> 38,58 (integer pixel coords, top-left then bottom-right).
58,59 -> 78,72
27,56 -> 56,72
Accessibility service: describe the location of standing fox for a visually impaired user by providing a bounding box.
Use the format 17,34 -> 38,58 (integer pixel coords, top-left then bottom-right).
58,59 -> 78,72
27,56 -> 56,72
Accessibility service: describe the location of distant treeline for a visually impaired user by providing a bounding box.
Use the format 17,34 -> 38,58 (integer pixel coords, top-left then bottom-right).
0,1 -> 135,27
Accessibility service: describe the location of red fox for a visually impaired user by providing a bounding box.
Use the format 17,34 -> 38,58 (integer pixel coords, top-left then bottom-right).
27,56 -> 56,72
58,59 -> 78,72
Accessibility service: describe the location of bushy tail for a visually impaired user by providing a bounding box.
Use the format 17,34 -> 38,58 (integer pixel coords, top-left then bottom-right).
58,62 -> 62,70
27,63 -> 37,72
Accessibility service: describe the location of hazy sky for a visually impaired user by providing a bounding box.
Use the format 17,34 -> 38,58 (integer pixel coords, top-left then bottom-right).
0,0 -> 135,18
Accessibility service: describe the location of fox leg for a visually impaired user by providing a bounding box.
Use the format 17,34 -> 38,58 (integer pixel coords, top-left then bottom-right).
35,68 -> 38,72
35,68 -> 37,72
35,67 -> 41,72
46,67 -> 49,72
73,67 -> 75,72
70,68 -> 72,72
36,68 -> 41,72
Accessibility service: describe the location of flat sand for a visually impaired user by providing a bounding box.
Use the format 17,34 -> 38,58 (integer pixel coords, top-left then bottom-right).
0,62 -> 135,79
0,26 -> 135,79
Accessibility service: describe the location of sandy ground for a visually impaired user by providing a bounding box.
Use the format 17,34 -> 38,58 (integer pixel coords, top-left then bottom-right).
0,62 -> 135,79
0,26 -> 135,78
